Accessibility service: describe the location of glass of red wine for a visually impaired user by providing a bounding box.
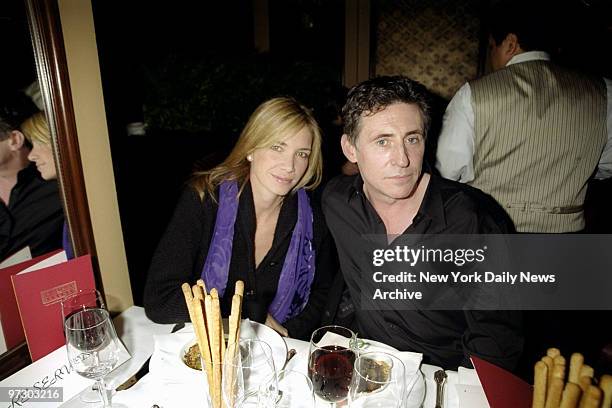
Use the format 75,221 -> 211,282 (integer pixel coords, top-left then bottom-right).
307,325 -> 357,407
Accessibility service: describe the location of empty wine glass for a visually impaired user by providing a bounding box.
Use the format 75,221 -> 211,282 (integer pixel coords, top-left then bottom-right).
65,307 -> 121,407
308,325 -> 357,407
222,339 -> 277,407
275,369 -> 314,408
61,289 -> 106,403
61,289 -> 106,321
347,352 -> 406,408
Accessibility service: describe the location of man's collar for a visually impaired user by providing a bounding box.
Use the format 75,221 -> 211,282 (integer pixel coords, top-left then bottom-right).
507,50 -> 550,67
348,173 -> 365,202
347,170 -> 448,232
415,174 -> 447,232
16,163 -> 38,185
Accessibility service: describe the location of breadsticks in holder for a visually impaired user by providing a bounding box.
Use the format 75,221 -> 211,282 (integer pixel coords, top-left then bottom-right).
182,280 -> 244,408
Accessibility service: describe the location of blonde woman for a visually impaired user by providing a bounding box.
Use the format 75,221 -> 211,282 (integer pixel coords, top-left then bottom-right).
22,111 -> 56,180
144,97 -> 335,339
21,111 -> 72,258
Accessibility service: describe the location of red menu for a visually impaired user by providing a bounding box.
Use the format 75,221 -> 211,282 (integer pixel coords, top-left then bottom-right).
0,249 -> 62,350
471,355 -> 533,408
11,253 -> 96,361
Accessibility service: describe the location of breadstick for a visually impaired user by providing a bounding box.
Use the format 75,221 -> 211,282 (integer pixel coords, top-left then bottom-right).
193,284 -> 204,300
192,298 -> 214,399
579,376 -> 591,392
228,294 -> 242,346
533,361 -> 548,408
579,365 -> 594,379
182,283 -> 196,320
547,348 -> 561,359
545,378 -> 564,408
579,385 -> 602,408
542,356 -> 554,387
554,355 -> 566,368
210,289 -> 225,362
600,375 -> 612,408
197,278 -> 207,295
552,362 -> 566,383
205,295 -> 221,408
569,353 -> 584,384
560,382 -> 581,408
226,294 -> 243,408
235,280 -> 244,297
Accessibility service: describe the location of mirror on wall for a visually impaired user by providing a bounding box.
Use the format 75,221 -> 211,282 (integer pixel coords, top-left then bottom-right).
0,0 -> 97,379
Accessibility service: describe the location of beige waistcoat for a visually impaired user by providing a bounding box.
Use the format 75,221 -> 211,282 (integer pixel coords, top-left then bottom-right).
469,60 -> 607,232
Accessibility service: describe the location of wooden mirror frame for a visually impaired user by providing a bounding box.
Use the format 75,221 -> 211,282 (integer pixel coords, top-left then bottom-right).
0,0 -> 99,379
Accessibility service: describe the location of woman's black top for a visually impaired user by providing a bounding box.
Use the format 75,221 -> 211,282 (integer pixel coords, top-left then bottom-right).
144,182 -> 336,340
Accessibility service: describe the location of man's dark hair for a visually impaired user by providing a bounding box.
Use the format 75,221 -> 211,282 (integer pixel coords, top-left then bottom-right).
342,75 -> 431,144
487,1 -> 555,53
0,90 -> 38,141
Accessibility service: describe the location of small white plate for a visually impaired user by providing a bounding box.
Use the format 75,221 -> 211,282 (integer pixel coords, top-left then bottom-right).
180,319 -> 288,374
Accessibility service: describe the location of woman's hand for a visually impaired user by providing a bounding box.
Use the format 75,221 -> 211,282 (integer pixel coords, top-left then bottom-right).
265,313 -> 288,337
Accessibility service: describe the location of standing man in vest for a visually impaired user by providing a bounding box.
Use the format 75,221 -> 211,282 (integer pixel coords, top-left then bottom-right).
435,2 -> 612,233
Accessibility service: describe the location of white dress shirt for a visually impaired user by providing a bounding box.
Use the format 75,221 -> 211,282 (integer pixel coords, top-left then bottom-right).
436,51 -> 612,182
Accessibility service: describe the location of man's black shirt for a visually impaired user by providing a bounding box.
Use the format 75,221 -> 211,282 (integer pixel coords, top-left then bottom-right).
0,164 -> 64,260
322,173 -> 523,370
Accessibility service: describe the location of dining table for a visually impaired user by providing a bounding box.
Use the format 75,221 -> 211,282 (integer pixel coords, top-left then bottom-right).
0,306 -> 490,407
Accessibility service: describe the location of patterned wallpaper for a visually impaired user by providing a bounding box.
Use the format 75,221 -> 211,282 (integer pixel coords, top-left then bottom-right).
373,0 -> 483,100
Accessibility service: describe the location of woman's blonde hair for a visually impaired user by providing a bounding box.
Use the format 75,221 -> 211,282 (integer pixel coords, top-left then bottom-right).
192,97 -> 323,200
20,111 -> 51,145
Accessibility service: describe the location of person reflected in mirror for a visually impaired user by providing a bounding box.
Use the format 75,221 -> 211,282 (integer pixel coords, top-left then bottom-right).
23,112 -> 57,180
21,111 -> 73,259
144,97 -> 336,339
0,93 -> 63,260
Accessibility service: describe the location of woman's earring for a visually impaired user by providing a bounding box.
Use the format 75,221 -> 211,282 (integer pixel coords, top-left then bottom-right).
247,155 -> 253,162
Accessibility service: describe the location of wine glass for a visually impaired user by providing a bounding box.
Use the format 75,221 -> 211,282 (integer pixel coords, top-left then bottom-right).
65,307 -> 121,407
308,325 -> 357,407
347,352 -> 406,408
275,369 -> 314,408
222,339 -> 277,407
61,289 -> 106,403
61,289 -> 106,321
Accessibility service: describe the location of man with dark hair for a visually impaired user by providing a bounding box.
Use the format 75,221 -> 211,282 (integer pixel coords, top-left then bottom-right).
0,91 -> 63,260
322,75 -> 523,370
436,2 -> 611,233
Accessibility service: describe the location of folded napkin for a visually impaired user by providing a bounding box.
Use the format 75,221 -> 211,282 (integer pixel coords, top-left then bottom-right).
141,328 -> 210,408
113,372 -> 211,408
148,330 -> 202,382
455,367 -> 489,408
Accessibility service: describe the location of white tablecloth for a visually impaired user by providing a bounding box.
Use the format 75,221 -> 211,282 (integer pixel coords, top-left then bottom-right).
0,306 -> 175,407
114,328 -> 489,408
0,305 -> 487,407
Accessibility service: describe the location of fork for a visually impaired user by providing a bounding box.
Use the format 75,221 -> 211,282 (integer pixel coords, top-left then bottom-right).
434,369 -> 447,408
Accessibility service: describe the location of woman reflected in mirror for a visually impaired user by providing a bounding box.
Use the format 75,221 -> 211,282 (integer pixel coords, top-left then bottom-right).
0,94 -> 64,261
21,111 -> 73,258
144,97 -> 336,340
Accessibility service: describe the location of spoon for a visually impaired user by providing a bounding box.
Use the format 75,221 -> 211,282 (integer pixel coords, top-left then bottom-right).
276,348 -> 297,402
434,369 -> 447,408
281,348 -> 297,373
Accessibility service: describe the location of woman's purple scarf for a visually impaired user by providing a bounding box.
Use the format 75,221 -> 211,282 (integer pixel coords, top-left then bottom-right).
201,181 -> 315,323
62,221 -> 74,259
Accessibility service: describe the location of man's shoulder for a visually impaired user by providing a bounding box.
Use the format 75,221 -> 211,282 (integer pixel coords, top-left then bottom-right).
321,175 -> 357,208
432,175 -> 515,233
434,175 -> 482,210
